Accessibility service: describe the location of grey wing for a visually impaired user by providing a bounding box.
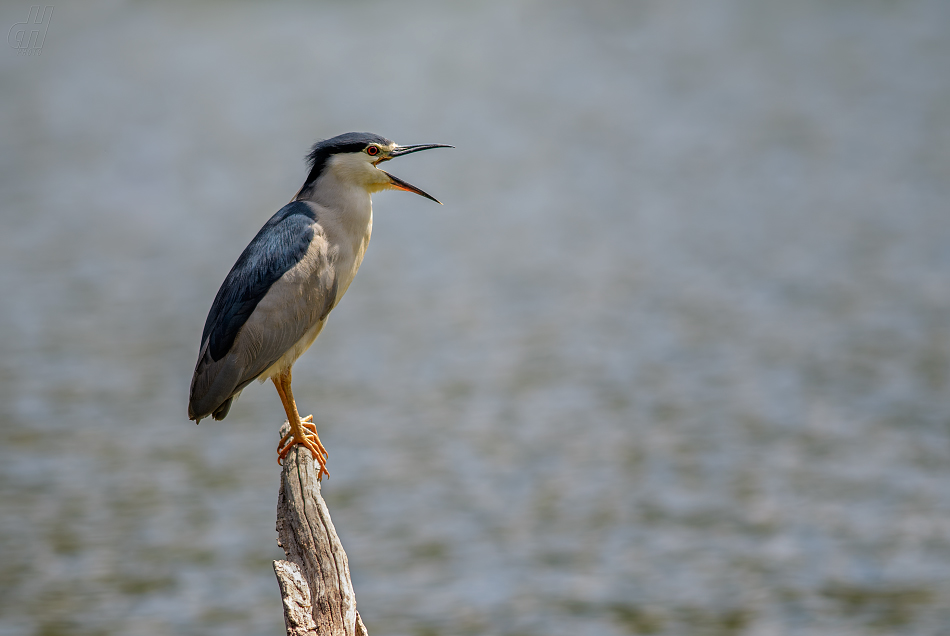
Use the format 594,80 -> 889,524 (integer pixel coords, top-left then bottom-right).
188,201 -> 338,421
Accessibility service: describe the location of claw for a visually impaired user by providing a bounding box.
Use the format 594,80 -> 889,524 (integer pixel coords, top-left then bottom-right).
277,420 -> 318,450
277,417 -> 330,480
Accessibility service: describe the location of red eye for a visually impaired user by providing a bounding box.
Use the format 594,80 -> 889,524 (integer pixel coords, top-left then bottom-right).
366,146 -> 379,156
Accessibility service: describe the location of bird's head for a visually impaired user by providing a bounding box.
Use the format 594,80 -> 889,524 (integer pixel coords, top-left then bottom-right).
296,132 -> 452,203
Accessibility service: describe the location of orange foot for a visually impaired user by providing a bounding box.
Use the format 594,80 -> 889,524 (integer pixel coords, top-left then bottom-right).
278,414 -> 330,480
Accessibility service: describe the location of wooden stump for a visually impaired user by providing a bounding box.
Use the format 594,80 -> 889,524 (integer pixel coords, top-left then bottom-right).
274,422 -> 368,636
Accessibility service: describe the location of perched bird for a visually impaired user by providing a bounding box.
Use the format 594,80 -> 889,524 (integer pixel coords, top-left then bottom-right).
188,132 -> 451,479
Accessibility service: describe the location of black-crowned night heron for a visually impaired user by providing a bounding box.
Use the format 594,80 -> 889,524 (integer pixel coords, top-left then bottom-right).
188,132 -> 451,479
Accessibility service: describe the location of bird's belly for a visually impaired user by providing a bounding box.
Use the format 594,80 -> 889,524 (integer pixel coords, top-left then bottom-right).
250,209 -> 371,383
258,318 -> 326,381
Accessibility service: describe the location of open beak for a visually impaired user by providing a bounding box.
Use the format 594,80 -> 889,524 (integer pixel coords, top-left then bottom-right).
380,143 -> 453,204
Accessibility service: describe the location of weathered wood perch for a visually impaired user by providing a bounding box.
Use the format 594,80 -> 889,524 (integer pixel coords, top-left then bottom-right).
274,422 -> 368,636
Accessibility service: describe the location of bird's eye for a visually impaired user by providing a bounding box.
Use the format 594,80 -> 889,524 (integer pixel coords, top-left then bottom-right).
366,146 -> 379,156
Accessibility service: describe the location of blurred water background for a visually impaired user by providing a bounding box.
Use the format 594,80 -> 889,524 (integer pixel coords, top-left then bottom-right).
2,1 -> 949,635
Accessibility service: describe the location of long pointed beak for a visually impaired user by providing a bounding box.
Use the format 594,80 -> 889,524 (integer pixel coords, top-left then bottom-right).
389,143 -> 454,158
381,170 -> 443,204
380,143 -> 453,204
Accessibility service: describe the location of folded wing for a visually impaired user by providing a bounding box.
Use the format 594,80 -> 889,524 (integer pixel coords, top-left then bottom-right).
188,201 -> 336,421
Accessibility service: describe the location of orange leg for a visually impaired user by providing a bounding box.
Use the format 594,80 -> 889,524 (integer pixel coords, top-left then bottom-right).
272,370 -> 329,480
